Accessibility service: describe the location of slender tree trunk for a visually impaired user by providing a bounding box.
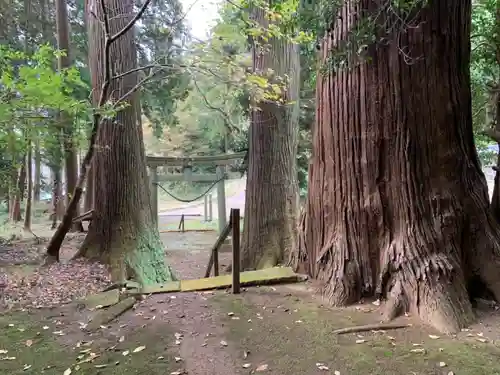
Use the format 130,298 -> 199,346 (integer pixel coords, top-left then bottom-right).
77,0 -> 175,285
34,139 -> 41,202
84,162 -> 94,212
55,0 -> 83,232
293,0 -> 500,334
490,82 -> 500,218
50,167 -> 63,229
487,4 -> 500,218
241,3 -> 300,270
24,141 -> 33,231
10,157 -> 26,223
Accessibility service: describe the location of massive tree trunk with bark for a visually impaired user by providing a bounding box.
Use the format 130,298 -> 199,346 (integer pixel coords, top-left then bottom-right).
293,0 -> 500,333
78,0 -> 175,285
55,0 -> 83,232
241,4 -> 300,270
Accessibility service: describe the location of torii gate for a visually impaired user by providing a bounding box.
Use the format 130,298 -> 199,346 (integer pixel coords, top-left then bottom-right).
146,152 -> 246,233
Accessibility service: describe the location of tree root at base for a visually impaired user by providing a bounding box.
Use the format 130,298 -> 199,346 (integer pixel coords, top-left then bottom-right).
333,323 -> 412,335
85,296 -> 137,332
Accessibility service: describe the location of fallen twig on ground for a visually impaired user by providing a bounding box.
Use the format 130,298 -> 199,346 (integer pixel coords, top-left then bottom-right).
333,323 -> 412,335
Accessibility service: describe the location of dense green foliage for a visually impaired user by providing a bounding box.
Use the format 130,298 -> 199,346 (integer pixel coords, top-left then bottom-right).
0,0 -> 498,206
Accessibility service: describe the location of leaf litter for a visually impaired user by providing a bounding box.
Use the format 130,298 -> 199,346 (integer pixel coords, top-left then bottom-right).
1,258 -> 109,309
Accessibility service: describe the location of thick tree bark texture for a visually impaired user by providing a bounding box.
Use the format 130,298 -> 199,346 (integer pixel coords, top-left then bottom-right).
295,0 -> 500,334
241,5 -> 300,270
79,0 -> 175,285
55,0 -> 82,232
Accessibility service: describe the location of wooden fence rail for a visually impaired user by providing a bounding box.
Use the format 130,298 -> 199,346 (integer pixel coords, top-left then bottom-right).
204,208 -> 242,295
204,218 -> 232,277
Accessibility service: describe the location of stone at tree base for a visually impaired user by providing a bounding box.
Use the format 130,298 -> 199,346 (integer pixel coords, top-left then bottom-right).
85,296 -> 136,332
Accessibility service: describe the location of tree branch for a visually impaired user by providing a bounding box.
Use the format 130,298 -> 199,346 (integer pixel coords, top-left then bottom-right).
46,0 -> 153,260
192,78 -> 239,134
483,128 -> 500,144
109,0 -> 153,42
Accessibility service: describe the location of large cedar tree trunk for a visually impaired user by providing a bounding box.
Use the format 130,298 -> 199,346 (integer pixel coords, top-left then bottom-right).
55,0 -> 83,232
241,4 -> 300,270
78,0 -> 175,285
294,0 -> 500,333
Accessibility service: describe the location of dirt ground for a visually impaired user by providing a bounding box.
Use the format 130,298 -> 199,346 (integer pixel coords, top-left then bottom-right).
2,230 -> 500,374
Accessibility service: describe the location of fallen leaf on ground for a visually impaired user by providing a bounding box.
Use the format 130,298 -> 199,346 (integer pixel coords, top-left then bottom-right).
242,363 -> 251,368
0,252 -> 110,310
316,363 -> 329,370
220,340 -> 228,347
256,364 -> 269,372
175,357 -> 182,362
23,364 -> 32,371
410,348 -> 426,353
439,362 -> 447,367
122,350 -> 129,356
133,346 -> 146,353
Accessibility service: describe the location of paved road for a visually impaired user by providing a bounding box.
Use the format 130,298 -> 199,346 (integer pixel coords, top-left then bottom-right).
158,190 -> 246,225
157,168 -> 496,226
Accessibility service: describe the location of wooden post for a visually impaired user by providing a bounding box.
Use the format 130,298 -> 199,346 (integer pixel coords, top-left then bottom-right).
216,166 -> 227,234
204,195 -> 208,222
231,208 -> 240,294
208,193 -> 213,222
149,166 -> 158,228
178,214 -> 185,232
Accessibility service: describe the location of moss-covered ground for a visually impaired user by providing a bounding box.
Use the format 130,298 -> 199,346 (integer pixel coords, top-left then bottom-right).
0,312 -> 179,375
212,287 -> 500,375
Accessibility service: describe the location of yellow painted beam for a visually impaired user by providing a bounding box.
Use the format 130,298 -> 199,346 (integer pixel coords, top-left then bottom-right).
129,267 -> 305,296
180,267 -> 301,292
141,281 -> 181,294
